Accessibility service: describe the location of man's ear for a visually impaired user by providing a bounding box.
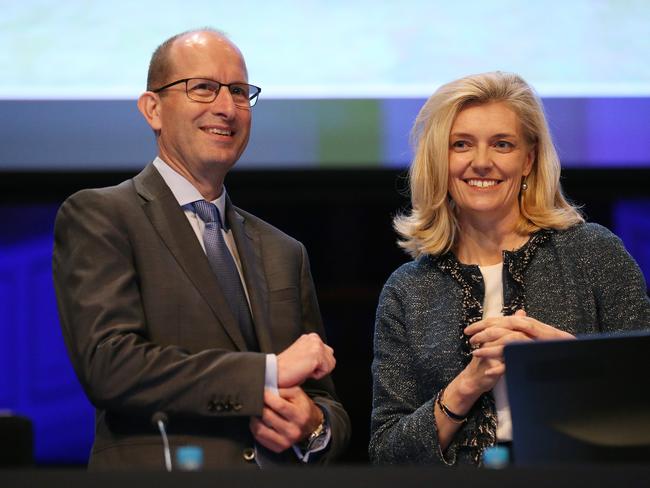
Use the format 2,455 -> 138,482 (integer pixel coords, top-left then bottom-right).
137,91 -> 162,131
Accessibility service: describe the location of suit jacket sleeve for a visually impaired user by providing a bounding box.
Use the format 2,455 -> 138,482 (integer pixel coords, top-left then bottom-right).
53,187 -> 267,419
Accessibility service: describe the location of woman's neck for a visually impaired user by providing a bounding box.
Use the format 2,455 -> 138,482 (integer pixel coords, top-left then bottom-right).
454,212 -> 529,266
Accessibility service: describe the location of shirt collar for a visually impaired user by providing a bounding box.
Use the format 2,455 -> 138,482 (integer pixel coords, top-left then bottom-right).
152,157 -> 229,228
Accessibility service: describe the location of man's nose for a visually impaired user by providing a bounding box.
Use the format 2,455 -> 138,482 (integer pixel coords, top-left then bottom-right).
210,86 -> 236,117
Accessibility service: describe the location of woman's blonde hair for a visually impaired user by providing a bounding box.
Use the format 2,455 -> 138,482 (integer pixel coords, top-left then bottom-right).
395,71 -> 583,258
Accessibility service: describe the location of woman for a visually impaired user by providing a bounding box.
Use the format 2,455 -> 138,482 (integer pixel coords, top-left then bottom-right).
369,71 -> 650,466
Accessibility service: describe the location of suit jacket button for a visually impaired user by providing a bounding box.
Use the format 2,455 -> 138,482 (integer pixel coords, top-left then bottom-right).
243,448 -> 255,462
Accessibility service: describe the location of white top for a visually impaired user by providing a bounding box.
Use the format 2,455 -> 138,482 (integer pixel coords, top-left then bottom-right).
478,262 -> 512,441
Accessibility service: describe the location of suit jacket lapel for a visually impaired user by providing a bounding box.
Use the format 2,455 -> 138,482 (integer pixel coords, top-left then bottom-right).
226,198 -> 273,353
133,164 -> 248,351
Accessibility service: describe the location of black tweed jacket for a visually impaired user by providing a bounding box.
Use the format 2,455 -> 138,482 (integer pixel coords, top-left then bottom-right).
370,223 -> 650,466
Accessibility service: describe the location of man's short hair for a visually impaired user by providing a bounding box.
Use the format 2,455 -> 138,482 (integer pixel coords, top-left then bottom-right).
146,27 -> 227,91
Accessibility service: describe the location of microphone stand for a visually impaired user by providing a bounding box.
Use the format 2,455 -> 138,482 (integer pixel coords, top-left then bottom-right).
151,412 -> 172,472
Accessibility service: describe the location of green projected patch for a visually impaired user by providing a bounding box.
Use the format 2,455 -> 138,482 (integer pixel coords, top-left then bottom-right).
316,100 -> 382,167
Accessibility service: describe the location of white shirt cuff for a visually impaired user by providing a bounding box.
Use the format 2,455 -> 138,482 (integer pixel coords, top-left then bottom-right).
265,354 -> 279,395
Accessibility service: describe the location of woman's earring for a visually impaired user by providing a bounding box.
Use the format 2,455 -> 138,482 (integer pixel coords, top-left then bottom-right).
521,180 -> 528,192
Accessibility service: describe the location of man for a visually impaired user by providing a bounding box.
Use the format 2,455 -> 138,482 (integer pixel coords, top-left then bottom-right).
52,28 -> 350,470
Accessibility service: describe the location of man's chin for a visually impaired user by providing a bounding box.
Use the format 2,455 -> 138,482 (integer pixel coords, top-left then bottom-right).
210,157 -> 239,169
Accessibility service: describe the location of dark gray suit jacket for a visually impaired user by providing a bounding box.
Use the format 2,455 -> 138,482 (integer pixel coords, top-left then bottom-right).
53,164 -> 350,470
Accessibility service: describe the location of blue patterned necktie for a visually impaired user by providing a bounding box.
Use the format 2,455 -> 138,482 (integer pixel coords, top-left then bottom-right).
192,200 -> 259,351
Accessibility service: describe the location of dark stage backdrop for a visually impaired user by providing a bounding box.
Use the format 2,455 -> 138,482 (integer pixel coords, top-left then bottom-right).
0,168 -> 648,465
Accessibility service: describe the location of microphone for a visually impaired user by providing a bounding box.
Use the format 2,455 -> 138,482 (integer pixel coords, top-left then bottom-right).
151,412 -> 172,472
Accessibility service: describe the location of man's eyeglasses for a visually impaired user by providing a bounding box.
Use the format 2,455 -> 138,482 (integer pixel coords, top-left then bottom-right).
152,78 -> 261,108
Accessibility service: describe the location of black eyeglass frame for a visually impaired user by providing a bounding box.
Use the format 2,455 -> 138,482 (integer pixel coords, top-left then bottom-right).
151,78 -> 262,108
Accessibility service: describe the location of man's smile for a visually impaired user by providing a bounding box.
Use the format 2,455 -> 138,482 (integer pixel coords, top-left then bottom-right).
201,126 -> 233,137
